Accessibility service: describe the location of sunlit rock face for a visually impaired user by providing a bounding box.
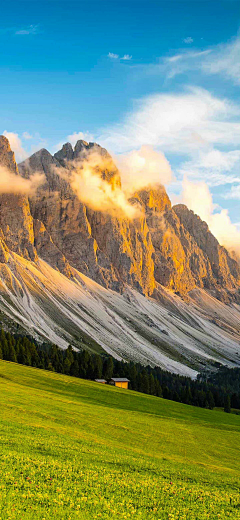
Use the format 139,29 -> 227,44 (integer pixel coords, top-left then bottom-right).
0,136 -> 36,261
0,136 -> 239,371
54,141 -> 122,188
173,204 -> 240,298
132,186 -> 240,300
5,136 -> 239,303
0,135 -> 18,173
19,141 -> 155,295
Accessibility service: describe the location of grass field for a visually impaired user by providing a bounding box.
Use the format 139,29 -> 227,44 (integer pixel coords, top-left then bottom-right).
0,361 -> 240,520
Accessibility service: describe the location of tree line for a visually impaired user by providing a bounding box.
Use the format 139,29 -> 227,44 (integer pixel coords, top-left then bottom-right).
0,327 -> 239,414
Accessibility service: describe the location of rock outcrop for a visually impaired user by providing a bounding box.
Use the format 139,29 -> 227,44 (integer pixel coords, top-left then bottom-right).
1,135 -> 238,303
19,141 -> 155,295
0,135 -> 239,372
0,136 -> 37,261
132,186 -> 240,300
173,204 -> 240,298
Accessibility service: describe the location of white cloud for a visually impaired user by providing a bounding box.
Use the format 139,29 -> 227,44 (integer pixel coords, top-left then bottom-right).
98,85 -> 240,224
99,87 -> 240,154
202,37 -> 240,84
223,183 -> 240,200
180,178 -> 240,254
115,145 -> 172,192
22,132 -> 33,140
3,131 -> 28,162
178,149 -> 240,186
0,165 -> 44,195
108,52 -> 119,59
107,53 -> 132,61
165,50 -> 211,78
167,54 -> 184,63
121,54 -> 132,60
164,36 -> 240,84
183,37 -> 193,44
15,24 -> 39,36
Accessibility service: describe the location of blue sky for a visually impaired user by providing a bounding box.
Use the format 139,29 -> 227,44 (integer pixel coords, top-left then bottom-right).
0,0 -> 240,246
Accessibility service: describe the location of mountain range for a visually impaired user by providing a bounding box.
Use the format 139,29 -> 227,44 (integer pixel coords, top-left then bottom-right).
0,134 -> 239,376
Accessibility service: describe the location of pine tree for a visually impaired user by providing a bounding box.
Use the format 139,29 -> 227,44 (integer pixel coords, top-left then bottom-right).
149,373 -> 156,395
93,355 -> 103,379
224,394 -> 231,413
18,344 -> 31,365
7,343 -> 17,363
63,357 -> 72,374
104,357 -> 114,380
141,370 -> 150,394
129,364 -> 137,390
79,350 -> 90,377
155,381 -> 163,398
65,345 -> 74,364
70,359 -> 80,377
1,339 -> 8,358
207,391 -> 215,410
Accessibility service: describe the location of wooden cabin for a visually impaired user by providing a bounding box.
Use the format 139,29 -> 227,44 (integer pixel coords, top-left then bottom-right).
95,379 -> 107,384
109,378 -> 130,389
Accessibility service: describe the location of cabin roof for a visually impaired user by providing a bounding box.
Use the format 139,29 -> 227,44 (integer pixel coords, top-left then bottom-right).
95,379 -> 107,382
110,378 -> 130,382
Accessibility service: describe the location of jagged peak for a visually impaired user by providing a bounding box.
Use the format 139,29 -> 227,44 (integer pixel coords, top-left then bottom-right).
62,142 -> 74,151
173,203 -> 210,232
54,142 -> 74,165
19,148 -> 53,166
0,134 -> 12,149
18,147 -> 61,181
74,139 -> 89,150
132,184 -> 171,213
32,147 -> 52,157
0,135 -> 18,174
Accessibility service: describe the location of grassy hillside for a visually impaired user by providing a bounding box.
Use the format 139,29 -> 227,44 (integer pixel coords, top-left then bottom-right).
0,361 -> 240,520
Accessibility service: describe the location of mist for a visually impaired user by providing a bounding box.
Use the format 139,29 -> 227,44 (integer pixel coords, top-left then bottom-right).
0,166 -> 45,196
180,177 -> 240,255
56,150 -> 142,219
55,146 -> 172,219
115,145 -> 172,193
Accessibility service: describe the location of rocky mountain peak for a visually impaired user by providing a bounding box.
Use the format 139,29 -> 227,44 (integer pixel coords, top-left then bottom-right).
173,203 -> 240,294
74,139 -> 90,157
1,137 -> 239,302
19,148 -> 60,178
132,185 -> 171,213
0,137 -> 239,374
0,135 -> 18,174
54,142 -> 74,165
0,136 -> 37,261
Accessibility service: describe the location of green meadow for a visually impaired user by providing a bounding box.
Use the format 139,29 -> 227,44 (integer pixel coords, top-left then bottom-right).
0,360 -> 240,520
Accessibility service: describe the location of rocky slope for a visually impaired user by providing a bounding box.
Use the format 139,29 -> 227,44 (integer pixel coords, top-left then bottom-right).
18,140 -> 240,302
0,136 -> 36,262
0,251 -> 240,377
0,135 -> 239,375
19,141 -> 155,295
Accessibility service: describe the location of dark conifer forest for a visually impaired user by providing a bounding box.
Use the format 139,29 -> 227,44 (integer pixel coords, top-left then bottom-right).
0,327 -> 239,413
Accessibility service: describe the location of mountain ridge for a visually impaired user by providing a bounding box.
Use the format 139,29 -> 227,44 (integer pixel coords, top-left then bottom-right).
0,135 -> 239,375
18,139 -> 240,301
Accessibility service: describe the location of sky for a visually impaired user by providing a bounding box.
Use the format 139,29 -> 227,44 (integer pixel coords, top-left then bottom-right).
0,0 -> 240,238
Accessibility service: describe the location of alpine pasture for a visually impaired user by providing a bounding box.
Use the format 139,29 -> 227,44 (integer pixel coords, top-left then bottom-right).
0,360 -> 240,520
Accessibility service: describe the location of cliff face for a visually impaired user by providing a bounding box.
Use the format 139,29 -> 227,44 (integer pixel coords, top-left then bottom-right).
173,205 -> 240,298
19,140 -> 155,295
0,136 -> 36,261
0,135 -> 238,303
132,187 -> 240,300
0,135 -> 239,373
